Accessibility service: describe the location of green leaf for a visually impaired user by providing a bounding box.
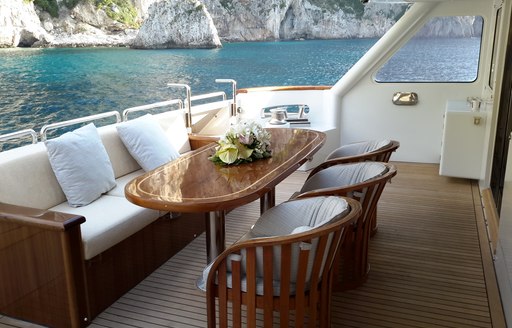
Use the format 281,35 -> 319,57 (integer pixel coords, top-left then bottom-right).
217,144 -> 238,164
235,142 -> 253,160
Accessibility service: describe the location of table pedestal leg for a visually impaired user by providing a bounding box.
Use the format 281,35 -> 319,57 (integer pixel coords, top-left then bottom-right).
205,210 -> 225,263
260,187 -> 276,215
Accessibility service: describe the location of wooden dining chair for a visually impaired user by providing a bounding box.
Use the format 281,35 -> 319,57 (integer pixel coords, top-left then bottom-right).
308,139 -> 399,178
308,140 -> 399,237
294,162 -> 397,290
197,196 -> 361,328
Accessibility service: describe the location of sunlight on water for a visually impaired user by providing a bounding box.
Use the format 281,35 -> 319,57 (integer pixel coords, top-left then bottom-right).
0,39 -> 377,136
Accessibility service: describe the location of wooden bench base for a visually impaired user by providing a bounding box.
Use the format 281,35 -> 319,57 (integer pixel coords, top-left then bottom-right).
0,207 -> 205,327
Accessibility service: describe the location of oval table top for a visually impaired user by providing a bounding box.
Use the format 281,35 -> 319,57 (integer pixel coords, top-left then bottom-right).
125,128 -> 326,213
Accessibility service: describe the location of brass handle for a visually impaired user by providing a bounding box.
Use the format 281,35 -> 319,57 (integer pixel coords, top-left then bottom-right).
392,92 -> 418,106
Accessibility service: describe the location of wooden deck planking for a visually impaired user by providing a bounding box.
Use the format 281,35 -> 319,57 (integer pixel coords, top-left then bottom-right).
0,162 -> 505,328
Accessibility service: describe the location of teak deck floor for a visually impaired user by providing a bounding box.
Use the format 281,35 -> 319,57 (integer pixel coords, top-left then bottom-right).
0,162 -> 505,327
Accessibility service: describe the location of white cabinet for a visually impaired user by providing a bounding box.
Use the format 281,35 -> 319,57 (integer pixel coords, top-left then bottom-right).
439,101 -> 487,179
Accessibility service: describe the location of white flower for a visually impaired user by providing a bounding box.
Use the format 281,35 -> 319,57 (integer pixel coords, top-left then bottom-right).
209,121 -> 272,165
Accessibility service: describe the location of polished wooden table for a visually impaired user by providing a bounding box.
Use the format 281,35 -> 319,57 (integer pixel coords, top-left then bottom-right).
125,128 -> 326,262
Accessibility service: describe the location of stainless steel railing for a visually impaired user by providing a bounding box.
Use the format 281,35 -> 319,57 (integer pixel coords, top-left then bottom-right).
122,99 -> 184,121
0,129 -> 38,146
40,111 -> 121,141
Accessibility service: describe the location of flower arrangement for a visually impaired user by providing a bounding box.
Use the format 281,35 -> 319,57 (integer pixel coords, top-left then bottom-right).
209,121 -> 272,165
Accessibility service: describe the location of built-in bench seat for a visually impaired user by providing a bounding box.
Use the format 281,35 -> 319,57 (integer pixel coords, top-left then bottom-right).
0,109 -> 217,327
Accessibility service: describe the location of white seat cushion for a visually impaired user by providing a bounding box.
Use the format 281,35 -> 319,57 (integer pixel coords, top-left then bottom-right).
50,195 -> 160,260
107,170 -> 145,197
300,162 -> 388,193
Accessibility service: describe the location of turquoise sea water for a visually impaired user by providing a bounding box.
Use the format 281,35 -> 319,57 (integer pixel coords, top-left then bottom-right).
0,35 -> 482,142
0,39 -> 377,136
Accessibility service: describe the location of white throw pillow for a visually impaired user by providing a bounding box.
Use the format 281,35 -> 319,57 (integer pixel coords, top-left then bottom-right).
46,123 -> 116,207
116,114 -> 180,171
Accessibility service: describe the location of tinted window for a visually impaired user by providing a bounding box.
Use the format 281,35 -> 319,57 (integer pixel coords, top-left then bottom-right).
375,16 -> 483,83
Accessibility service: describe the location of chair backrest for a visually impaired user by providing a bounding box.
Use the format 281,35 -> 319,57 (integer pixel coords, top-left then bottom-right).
309,139 -> 399,178
299,162 -> 396,224
202,196 -> 361,328
296,162 -> 397,290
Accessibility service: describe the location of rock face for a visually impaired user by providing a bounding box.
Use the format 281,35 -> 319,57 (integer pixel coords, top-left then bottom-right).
133,0 -> 159,20
37,1 -> 138,47
201,0 -> 406,42
417,16 -> 483,38
0,0 -> 408,48
0,0 -> 479,48
0,1 -> 52,47
132,0 -> 222,49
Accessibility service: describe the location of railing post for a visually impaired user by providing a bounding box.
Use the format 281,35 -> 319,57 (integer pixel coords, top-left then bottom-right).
168,83 -> 192,132
215,79 -> 238,122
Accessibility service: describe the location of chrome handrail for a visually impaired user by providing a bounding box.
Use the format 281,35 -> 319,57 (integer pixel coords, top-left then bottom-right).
0,129 -> 38,145
122,99 -> 184,121
168,83 -> 192,131
215,79 -> 237,118
190,92 -> 226,103
40,111 -> 121,141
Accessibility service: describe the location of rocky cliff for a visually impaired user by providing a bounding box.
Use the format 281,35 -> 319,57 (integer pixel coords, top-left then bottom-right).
0,1 -> 53,47
132,0 -> 221,49
0,0 -> 408,48
202,0 -> 406,41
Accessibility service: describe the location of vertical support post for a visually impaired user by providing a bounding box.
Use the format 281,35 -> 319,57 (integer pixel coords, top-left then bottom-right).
215,79 -> 238,119
205,210 -> 226,263
168,83 -> 192,132
260,188 -> 276,215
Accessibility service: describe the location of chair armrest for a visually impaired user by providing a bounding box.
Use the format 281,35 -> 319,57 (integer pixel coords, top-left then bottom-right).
188,134 -> 220,150
0,202 -> 85,231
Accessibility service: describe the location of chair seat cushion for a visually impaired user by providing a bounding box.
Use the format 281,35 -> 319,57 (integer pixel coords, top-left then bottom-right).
326,139 -> 391,160
197,262 -> 300,296
242,196 -> 349,239
51,195 -> 160,260
300,162 -> 388,193
198,196 -> 349,295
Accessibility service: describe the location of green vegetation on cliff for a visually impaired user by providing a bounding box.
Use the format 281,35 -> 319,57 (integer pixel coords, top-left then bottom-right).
64,0 -> 81,9
308,0 -> 365,18
29,0 -> 138,26
95,0 -> 139,27
219,0 -> 235,11
33,0 -> 59,17
30,0 -> 80,17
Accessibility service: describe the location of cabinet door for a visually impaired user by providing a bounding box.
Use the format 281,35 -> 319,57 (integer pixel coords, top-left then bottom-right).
439,109 -> 487,179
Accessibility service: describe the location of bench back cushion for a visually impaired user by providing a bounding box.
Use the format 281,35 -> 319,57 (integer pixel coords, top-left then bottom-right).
98,124 -> 141,179
0,143 -> 66,209
98,110 -> 191,178
0,109 -> 191,209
